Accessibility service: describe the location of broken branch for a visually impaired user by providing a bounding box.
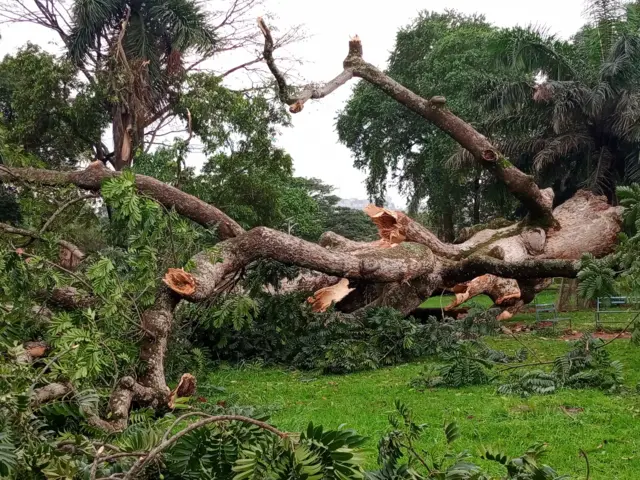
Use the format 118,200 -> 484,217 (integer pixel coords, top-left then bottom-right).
259,17 -> 354,113
258,19 -> 555,223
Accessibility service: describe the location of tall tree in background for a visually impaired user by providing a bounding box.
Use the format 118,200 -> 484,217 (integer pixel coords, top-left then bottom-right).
0,0 -> 299,169
483,0 -> 640,204
67,0 -> 216,170
336,11 -> 518,241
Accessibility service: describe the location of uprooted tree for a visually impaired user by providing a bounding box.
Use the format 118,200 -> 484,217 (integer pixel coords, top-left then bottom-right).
0,19 -> 622,433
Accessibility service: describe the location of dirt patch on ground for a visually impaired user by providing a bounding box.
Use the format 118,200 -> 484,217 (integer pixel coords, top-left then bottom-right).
560,330 -> 631,340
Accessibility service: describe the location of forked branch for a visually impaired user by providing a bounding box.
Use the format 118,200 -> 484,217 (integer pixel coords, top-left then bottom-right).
258,17 -> 354,113
258,19 -> 556,224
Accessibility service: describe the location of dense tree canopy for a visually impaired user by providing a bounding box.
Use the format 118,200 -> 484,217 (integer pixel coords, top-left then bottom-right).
484,0 -> 640,204
336,11 -> 518,240
0,45 -> 108,167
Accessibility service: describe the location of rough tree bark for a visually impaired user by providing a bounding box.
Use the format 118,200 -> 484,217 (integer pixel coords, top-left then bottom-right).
0,21 -> 623,430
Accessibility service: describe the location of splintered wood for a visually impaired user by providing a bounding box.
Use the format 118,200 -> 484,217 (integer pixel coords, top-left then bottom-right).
363,205 -> 406,245
168,373 -> 197,409
307,278 -> 355,312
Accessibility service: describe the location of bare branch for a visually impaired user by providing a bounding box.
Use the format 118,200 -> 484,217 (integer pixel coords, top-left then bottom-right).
40,193 -> 98,235
259,17 -> 354,112
220,57 -> 263,78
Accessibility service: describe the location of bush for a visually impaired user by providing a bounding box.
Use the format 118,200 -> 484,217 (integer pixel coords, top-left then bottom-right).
184,293 -> 506,374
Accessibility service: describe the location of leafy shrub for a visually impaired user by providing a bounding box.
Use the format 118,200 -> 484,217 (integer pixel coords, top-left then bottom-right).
187,294 -> 503,374
497,334 -> 625,397
368,401 -> 569,479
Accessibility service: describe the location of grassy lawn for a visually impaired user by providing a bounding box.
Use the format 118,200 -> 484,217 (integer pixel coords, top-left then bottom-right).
209,335 -> 640,479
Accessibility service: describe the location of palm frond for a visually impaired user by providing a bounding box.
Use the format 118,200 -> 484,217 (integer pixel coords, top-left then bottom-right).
584,0 -> 625,61
583,146 -> 615,194
612,91 -> 640,140
492,26 -> 580,80
600,34 -> 640,88
624,149 -> 640,183
68,0 -> 123,63
446,148 -> 476,171
585,81 -> 616,118
548,81 -> 589,133
483,80 -> 534,112
148,0 -> 216,53
532,133 -> 594,171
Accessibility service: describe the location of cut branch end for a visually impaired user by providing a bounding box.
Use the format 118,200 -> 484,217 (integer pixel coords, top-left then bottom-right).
163,268 -> 196,296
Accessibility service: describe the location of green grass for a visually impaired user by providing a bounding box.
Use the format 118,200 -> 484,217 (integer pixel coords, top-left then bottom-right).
208,336 -> 640,479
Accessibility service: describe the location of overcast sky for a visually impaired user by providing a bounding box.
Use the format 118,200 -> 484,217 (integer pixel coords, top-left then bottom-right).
0,0 -> 589,206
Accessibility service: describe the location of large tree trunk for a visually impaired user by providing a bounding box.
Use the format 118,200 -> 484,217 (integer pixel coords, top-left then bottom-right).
1,21 -> 624,430
473,173 -> 481,225
441,203 -> 455,243
557,278 -> 578,312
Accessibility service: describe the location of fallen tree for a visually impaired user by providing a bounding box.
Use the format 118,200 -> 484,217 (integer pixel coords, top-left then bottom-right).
0,19 -> 623,431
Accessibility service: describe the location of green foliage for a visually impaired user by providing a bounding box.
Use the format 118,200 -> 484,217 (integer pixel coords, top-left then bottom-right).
0,44 -> 107,167
210,295 -> 261,332
191,296 -> 514,375
497,370 -> 558,396
171,74 -> 294,229
577,253 -> 617,301
324,206 -> 379,242
337,10 -> 519,235
162,408 -> 367,480
0,432 -> 16,477
498,334 -> 625,397
486,2 -> 640,202
369,401 -> 567,479
411,341 -> 498,389
436,344 -> 493,387
191,298 -> 472,374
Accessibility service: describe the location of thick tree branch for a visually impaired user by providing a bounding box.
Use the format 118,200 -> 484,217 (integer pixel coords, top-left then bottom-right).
440,256 -> 579,286
164,226 -> 435,301
32,382 -> 73,407
47,286 -> 96,310
258,19 -> 555,223
0,163 -> 244,240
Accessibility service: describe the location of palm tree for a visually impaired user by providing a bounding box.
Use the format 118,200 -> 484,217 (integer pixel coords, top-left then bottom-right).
482,0 -> 640,204
67,0 -> 216,170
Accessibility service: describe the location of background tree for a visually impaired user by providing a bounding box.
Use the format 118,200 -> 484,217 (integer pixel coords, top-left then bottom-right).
336,11 -> 518,240
483,0 -> 640,204
0,45 -> 108,168
0,0 -> 300,169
